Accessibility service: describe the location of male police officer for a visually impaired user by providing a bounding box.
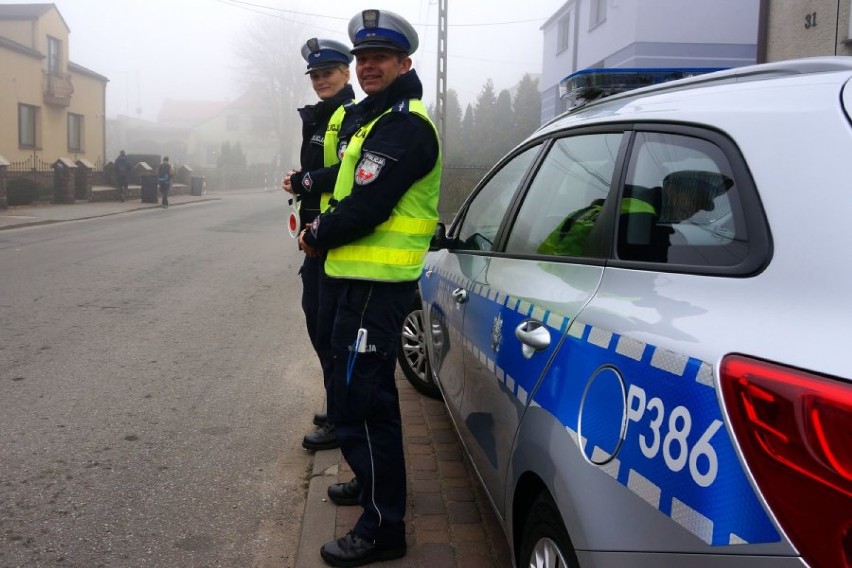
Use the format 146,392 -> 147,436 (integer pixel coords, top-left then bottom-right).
284,38 -> 356,452
298,9 -> 441,567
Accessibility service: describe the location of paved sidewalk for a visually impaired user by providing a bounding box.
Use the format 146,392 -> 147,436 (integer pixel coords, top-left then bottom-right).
295,372 -> 513,568
0,192 -> 219,230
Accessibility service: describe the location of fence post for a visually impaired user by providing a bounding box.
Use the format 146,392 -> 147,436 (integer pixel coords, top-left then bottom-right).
75,159 -> 95,201
53,157 -> 77,204
0,155 -> 9,209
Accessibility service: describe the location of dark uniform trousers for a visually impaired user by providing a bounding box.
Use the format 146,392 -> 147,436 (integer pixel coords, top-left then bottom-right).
320,277 -> 416,547
300,211 -> 335,407
300,254 -> 322,349
313,260 -> 340,416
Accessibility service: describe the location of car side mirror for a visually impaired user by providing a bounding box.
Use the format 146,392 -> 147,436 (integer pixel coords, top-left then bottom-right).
429,223 -> 449,251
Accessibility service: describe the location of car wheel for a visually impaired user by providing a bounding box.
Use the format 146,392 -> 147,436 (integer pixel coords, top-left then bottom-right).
519,493 -> 578,568
398,295 -> 442,399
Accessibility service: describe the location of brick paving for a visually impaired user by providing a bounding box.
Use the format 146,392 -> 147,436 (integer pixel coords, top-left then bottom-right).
314,373 -> 513,568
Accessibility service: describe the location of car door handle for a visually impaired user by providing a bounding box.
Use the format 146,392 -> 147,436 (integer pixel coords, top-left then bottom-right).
451,288 -> 468,304
515,319 -> 551,359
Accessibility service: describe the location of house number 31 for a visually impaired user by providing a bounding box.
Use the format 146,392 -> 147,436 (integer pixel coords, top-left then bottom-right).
805,11 -> 817,29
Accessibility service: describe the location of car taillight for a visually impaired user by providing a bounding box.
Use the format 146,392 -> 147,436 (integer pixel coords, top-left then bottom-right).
721,355 -> 852,568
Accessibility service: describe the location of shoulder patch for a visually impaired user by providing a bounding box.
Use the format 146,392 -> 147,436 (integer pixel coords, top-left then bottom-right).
391,99 -> 410,113
310,134 -> 325,146
355,152 -> 386,185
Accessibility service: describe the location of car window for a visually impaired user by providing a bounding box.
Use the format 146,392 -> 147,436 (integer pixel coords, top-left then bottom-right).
617,132 -> 749,266
505,133 -> 622,257
454,145 -> 541,251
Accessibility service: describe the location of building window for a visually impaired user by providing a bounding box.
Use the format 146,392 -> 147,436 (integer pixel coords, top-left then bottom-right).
48,36 -> 61,73
226,115 -> 239,131
18,104 -> 38,148
68,113 -> 84,151
590,0 -> 607,28
558,13 -> 571,53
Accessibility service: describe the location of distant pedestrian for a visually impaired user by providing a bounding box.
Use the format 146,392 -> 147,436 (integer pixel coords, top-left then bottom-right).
114,150 -> 131,202
157,157 -> 174,209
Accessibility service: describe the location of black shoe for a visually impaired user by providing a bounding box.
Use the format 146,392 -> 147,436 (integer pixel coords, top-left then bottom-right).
313,412 -> 329,427
328,478 -> 360,506
320,532 -> 406,567
302,423 -> 338,451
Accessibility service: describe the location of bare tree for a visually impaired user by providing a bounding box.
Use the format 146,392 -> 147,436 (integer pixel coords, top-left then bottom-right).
233,15 -> 314,169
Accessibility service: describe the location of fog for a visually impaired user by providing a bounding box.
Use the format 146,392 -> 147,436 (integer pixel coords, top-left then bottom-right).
8,0 -> 558,120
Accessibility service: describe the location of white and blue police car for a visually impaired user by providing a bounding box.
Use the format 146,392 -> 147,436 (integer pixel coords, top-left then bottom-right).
419,57 -> 852,568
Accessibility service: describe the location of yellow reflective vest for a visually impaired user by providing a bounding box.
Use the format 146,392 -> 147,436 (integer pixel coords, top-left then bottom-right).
324,100 -> 441,282
319,104 -> 347,213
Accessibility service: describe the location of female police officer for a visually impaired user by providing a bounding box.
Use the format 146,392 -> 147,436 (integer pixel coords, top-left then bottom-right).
283,38 -> 355,452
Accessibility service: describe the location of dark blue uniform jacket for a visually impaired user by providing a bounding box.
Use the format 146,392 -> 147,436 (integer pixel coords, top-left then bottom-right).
303,70 -> 439,252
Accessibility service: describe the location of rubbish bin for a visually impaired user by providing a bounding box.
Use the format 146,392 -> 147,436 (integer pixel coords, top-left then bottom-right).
190,176 -> 205,196
141,175 -> 158,203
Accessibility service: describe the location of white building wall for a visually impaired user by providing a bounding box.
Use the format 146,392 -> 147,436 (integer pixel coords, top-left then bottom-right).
540,2 -> 578,121
541,0 -> 760,123
577,0 -> 639,67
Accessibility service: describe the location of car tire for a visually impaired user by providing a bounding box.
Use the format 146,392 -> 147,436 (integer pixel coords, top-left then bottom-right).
519,493 -> 578,568
398,294 -> 442,399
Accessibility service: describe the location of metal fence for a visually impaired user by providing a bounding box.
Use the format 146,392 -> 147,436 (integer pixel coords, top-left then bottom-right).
5,154 -> 107,204
439,165 -> 489,221
8,155 -> 104,174
1,158 -> 489,210
7,154 -> 56,190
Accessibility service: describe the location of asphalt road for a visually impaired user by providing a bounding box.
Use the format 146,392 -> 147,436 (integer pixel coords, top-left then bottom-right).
0,192 -> 322,567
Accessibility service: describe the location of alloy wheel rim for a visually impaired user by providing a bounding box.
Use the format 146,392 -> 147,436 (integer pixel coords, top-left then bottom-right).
400,309 -> 427,382
529,537 -> 567,568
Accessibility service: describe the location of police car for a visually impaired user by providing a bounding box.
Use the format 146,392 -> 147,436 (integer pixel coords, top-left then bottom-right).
418,57 -> 852,568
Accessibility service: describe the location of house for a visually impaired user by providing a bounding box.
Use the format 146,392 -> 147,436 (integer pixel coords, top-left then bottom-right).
106,112 -> 197,167
108,89 -> 283,171
106,100 -> 231,167
184,89 -> 281,169
0,3 -> 107,169
539,0 -> 760,122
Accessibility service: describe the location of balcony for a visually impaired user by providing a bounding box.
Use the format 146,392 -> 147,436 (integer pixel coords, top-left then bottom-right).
43,71 -> 74,106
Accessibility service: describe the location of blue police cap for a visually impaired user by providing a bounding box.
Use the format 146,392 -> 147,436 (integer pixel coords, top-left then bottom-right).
348,9 -> 419,55
301,38 -> 353,73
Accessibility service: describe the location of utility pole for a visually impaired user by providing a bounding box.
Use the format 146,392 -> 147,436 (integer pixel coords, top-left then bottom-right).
435,0 -> 448,147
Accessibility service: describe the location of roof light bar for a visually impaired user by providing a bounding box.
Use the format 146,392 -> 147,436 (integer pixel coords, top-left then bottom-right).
560,67 -> 727,107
